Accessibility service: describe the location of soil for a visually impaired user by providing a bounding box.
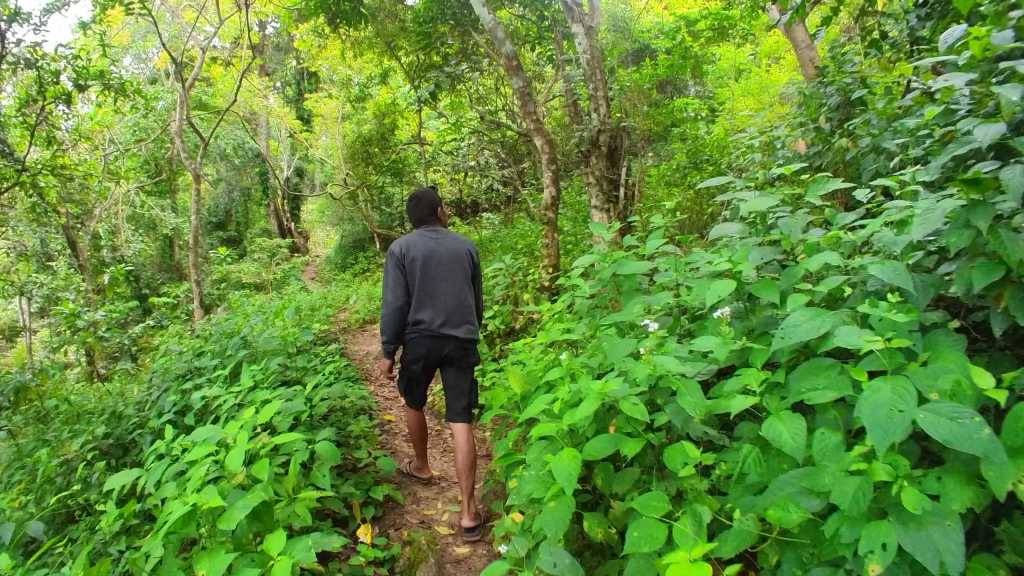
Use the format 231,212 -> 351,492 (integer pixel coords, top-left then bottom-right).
339,320 -> 498,576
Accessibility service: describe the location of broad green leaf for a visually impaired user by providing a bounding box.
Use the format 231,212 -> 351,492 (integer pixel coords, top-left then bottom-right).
894,508 -> 965,575
665,561 -> 713,576
663,441 -> 701,476
1001,403 -> 1024,448
711,514 -> 759,559
262,528 -> 287,558
770,307 -> 835,352
858,520 -> 898,574
697,176 -> 734,189
829,475 -> 872,516
550,447 -> 583,495
536,495 -> 574,539
537,542 -> 584,576
969,364 -> 996,390
786,357 -> 852,405
619,397 -> 650,422
739,195 -> 780,216
193,548 -> 238,576
971,260 -> 1006,293
623,517 -> 669,555
973,122 -> 1007,148
915,401 -> 1008,461
900,485 -> 932,514
269,557 -> 292,576
480,560 -> 512,576
855,376 -> 917,455
256,400 -> 283,425
749,278 -> 780,306
251,458 -> 271,481
315,441 -> 341,467
705,279 -> 737,308
760,410 -> 807,462
708,222 -> 748,240
216,486 -> 268,531
224,444 -> 246,475
866,260 -> 916,293
268,432 -> 306,446
582,434 -> 621,460
999,164 -> 1024,203
582,511 -> 615,543
616,260 -> 656,275
675,378 -> 708,419
631,490 -> 671,517
103,468 -> 144,493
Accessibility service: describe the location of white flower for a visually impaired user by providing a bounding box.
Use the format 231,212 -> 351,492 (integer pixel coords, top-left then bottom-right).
640,319 -> 660,332
712,306 -> 732,320
559,351 -> 569,362
639,347 -> 647,355
498,544 -> 509,554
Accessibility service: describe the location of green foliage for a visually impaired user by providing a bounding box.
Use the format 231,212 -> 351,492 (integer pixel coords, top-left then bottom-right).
0,287 -> 398,574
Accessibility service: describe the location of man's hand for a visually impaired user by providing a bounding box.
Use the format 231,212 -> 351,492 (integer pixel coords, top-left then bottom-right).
378,357 -> 395,382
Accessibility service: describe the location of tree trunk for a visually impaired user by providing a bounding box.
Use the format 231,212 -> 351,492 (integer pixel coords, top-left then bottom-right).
767,4 -> 820,82
552,24 -> 583,129
167,151 -> 184,280
16,295 -> 32,369
60,209 -> 94,294
471,0 -> 561,291
558,0 -> 625,229
187,167 -> 206,324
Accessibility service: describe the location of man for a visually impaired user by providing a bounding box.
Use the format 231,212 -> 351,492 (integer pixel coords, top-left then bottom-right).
378,185 -> 485,542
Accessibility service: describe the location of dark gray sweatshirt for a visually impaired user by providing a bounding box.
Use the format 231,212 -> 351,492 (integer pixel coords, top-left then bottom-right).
380,225 -> 483,360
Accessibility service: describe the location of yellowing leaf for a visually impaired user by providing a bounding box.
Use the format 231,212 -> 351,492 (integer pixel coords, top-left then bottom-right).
454,546 -> 471,555
510,512 -> 525,523
434,525 -> 455,535
356,523 -> 373,545
382,414 -> 396,421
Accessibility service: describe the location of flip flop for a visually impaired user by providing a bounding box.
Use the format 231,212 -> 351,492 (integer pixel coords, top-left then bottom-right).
460,512 -> 488,543
399,459 -> 434,484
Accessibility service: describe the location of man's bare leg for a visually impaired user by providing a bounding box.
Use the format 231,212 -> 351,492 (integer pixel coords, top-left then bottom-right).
449,422 -> 479,527
405,405 -> 433,477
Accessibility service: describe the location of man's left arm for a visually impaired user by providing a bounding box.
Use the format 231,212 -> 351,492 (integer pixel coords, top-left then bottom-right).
472,248 -> 483,327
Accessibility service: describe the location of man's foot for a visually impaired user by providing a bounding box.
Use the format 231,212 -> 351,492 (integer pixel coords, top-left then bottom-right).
399,459 -> 434,483
460,512 -> 486,543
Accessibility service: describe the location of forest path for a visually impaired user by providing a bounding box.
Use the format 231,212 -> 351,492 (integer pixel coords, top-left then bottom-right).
338,319 -> 498,575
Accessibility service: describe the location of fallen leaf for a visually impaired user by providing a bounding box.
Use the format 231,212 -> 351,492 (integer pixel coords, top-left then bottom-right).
382,414 -> 396,422
356,523 -> 373,545
454,546 -> 471,555
434,525 -> 455,535
422,509 -> 437,516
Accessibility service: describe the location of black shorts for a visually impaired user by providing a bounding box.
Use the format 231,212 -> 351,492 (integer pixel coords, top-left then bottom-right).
398,335 -> 480,423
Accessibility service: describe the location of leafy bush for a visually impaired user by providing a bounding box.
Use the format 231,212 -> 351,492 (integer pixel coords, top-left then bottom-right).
0,287 -> 398,575
481,164 -> 1023,575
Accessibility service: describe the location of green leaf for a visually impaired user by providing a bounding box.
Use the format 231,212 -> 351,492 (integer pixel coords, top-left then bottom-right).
623,517 -> 669,555
915,401 -> 1008,461
750,278 -> 780,306
760,410 -> 807,462
582,434 -> 621,460
619,397 -> 650,422
999,164 -> 1024,203
969,365 -> 996,390
216,486 -> 268,531
866,260 -> 916,293
193,548 -> 238,576
224,444 -> 246,475
855,376 -> 917,455
102,468 -> 144,493
739,195 -> 780,216
268,432 -> 306,446
616,260 -> 656,275
315,441 -> 341,467
251,458 -> 271,481
631,490 -> 671,517
705,279 -> 737,308
1002,403 -> 1024,449
537,542 -> 583,576
770,307 -> 834,352
894,508 -> 965,575
550,447 -> 583,495
697,176 -> 734,189
786,357 -> 852,405
900,485 -> 932,514
708,222 -> 748,240
262,528 -> 287,558
971,260 -> 1007,293
829,475 -> 873,515
973,122 -> 1007,148
480,560 -> 512,576
663,441 -> 701,476
858,520 -> 898,574
711,514 -> 760,559
269,557 -> 292,576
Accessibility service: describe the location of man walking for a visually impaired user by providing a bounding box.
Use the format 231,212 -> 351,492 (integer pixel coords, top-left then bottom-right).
378,185 -> 485,542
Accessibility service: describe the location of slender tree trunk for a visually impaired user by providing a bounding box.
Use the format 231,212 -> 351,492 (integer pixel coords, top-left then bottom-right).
60,209 -> 94,293
187,167 -> 205,324
767,3 -> 820,81
471,0 -> 561,291
166,151 -> 184,280
558,0 -> 626,228
552,25 -> 583,128
16,295 -> 32,369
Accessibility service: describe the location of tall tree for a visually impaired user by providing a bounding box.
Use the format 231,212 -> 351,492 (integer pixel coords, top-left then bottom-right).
470,0 -> 561,290
766,1 -> 821,81
139,0 -> 256,324
558,0 -> 628,227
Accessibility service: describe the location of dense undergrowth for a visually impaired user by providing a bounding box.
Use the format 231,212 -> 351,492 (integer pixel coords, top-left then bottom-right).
0,285 -> 399,575
477,4 -> 1024,576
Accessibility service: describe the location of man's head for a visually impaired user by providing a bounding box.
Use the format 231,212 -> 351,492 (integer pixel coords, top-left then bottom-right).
406,185 -> 448,228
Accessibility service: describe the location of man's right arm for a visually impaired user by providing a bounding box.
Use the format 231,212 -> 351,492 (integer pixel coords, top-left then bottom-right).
380,245 -> 409,361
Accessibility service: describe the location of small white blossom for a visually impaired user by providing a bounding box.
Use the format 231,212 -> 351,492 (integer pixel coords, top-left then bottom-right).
712,306 -> 732,321
640,319 -> 660,332
639,347 -> 647,355
559,351 -> 569,362
498,544 -> 509,554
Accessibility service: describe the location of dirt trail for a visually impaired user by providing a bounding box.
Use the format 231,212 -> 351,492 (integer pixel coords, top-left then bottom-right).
340,321 -> 498,575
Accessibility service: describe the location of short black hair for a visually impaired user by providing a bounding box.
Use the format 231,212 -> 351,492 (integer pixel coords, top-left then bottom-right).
406,185 -> 442,228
